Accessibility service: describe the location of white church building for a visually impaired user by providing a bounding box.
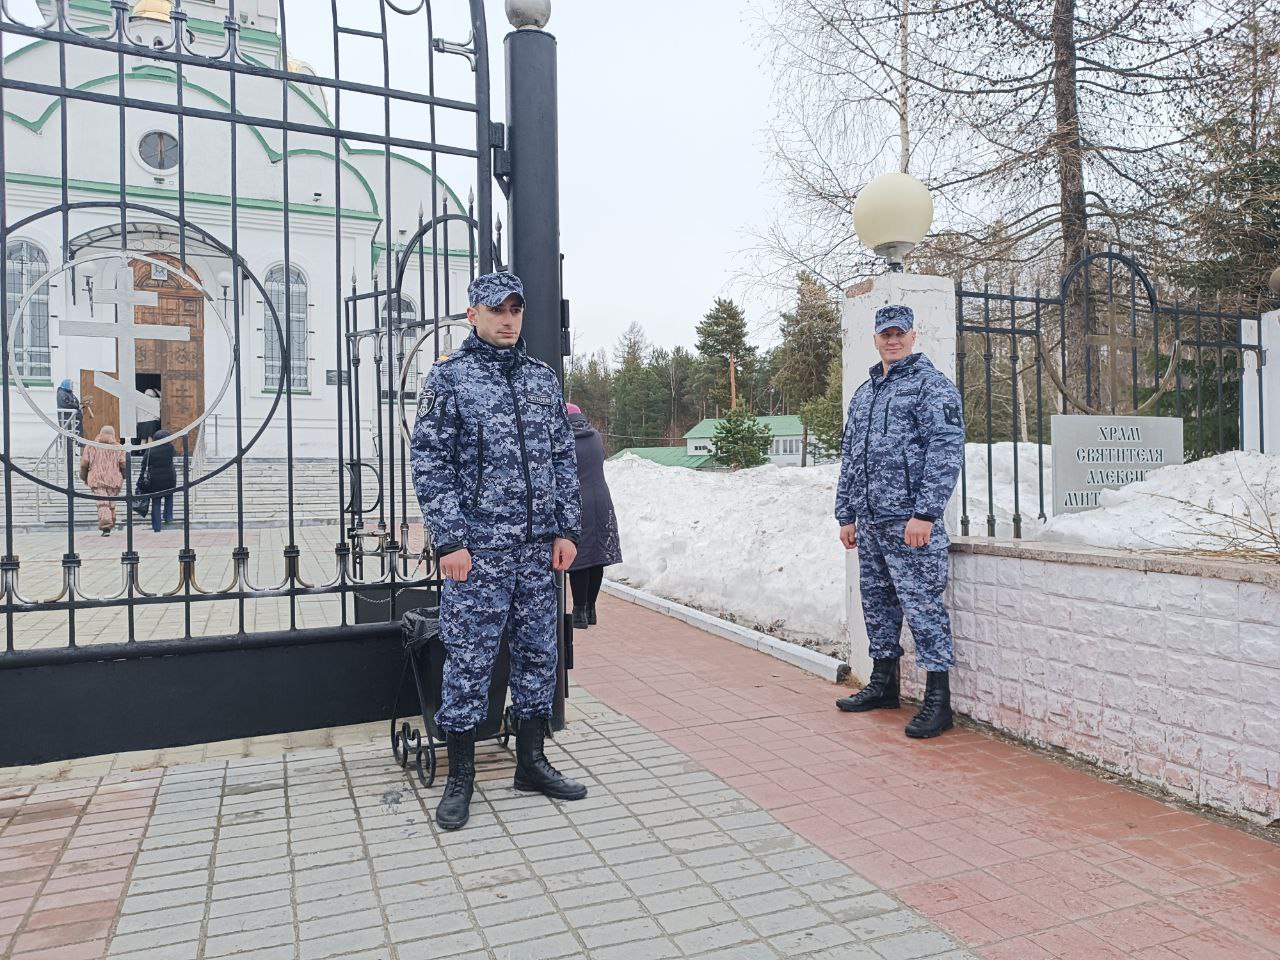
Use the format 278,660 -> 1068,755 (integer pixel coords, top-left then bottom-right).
3,0 -> 475,465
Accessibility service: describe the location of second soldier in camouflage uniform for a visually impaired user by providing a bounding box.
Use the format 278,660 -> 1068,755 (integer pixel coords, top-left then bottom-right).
411,271 -> 587,831
834,304 -> 965,739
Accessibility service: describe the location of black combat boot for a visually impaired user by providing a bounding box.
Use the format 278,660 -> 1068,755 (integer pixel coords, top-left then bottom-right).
435,729 -> 476,831
905,671 -> 954,739
586,604 -> 597,626
572,605 -> 589,629
514,718 -> 588,801
836,658 -> 900,712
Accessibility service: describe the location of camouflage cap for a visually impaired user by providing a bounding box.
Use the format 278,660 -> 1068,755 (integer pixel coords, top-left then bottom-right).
874,304 -> 915,334
468,271 -> 525,308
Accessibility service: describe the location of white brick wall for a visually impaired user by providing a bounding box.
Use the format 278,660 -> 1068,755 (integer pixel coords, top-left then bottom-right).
895,541 -> 1280,825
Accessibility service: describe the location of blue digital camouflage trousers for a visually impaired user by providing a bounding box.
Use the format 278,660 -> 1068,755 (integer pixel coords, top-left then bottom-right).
436,542 -> 559,733
858,519 -> 954,671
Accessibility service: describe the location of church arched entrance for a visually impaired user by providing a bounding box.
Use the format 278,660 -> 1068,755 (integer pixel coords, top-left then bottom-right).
80,254 -> 206,451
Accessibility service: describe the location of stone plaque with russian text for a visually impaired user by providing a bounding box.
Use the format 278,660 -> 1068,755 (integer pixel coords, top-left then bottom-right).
1051,415 -> 1184,515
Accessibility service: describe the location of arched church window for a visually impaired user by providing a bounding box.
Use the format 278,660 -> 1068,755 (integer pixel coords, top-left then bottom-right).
4,241 -> 51,382
139,131 -> 179,172
264,264 -> 310,392
382,295 -> 419,402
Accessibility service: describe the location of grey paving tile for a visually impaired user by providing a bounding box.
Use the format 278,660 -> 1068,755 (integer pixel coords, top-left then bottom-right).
482,913 -> 571,949
656,900 -> 738,935
870,930 -> 965,960
298,926 -> 389,960
202,923 -> 296,958
395,928 -> 487,958
490,931 -> 583,960
588,937 -> 684,960
577,916 -> 665,949
563,896 -> 647,929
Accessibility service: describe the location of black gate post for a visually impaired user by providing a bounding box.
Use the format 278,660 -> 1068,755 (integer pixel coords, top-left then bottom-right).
505,12 -> 562,375
505,4 -> 570,731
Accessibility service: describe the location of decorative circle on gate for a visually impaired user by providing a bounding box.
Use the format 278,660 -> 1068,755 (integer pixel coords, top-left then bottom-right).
1042,251 -> 1183,416
397,319 -> 475,444
7,251 -> 237,451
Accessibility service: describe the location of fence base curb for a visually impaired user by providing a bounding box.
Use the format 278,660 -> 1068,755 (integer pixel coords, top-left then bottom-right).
601,580 -> 850,684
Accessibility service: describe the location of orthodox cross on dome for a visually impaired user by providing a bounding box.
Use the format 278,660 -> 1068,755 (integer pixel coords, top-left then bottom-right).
60,264 -> 190,439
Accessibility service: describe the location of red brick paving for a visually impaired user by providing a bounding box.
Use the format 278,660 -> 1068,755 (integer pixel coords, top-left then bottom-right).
575,593 -> 1280,959
0,775 -> 156,960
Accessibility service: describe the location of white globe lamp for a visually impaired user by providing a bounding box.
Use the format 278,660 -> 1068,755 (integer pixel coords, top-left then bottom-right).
853,172 -> 934,272
506,0 -> 550,29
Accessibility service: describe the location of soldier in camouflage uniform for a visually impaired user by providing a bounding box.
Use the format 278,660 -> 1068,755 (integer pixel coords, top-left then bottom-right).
411,271 -> 587,831
834,304 -> 965,739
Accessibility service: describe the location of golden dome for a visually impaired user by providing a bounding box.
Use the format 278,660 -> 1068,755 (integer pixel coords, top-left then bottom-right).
287,56 -> 316,76
129,0 -> 172,22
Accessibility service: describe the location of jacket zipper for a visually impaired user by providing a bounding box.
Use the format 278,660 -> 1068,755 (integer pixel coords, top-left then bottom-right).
473,424 -> 486,505
505,367 -> 535,542
860,377 -> 886,522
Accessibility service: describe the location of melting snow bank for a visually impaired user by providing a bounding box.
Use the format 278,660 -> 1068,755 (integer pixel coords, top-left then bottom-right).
605,456 -> 848,658
1038,451 -> 1280,554
604,449 -> 1280,659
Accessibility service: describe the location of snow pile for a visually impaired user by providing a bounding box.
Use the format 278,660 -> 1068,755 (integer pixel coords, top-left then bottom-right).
1038,451 -> 1280,554
960,443 -> 1053,539
605,456 -> 848,657
604,447 -> 1280,658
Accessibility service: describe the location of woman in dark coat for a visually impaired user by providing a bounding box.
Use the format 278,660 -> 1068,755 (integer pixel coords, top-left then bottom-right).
56,379 -> 82,435
140,428 -> 179,532
566,404 -> 622,628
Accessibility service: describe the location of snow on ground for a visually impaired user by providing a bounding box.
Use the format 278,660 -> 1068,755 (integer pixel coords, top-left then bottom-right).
1038,451 -> 1280,553
605,456 -> 848,658
604,447 -> 1280,657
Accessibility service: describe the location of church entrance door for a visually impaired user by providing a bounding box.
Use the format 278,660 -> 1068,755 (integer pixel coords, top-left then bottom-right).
79,254 -> 205,452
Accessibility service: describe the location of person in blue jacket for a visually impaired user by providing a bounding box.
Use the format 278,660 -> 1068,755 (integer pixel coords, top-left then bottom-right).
411,271 -> 586,831
834,304 -> 965,739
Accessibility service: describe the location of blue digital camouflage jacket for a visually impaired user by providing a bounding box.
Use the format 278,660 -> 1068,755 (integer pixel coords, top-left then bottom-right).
411,332 -> 582,555
835,353 -> 965,526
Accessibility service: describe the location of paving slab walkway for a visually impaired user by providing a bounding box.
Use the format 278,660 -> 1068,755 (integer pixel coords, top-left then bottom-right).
2,688 -> 975,960
576,593 -> 1280,960
0,591 -> 1276,959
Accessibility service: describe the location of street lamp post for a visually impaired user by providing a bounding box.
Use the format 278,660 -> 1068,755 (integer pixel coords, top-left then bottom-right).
853,171 -> 934,272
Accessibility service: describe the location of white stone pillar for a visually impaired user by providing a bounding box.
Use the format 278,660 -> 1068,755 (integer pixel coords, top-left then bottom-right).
840,273 -> 957,685
1242,309 -> 1279,455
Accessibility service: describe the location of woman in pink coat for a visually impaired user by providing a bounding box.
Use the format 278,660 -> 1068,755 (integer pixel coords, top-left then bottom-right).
80,425 -> 126,535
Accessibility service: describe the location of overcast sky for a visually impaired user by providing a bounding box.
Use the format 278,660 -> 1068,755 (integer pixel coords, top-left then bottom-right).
540,1 -> 784,356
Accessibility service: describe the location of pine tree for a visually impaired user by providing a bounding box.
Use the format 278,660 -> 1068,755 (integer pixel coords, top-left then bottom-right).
696,299 -> 755,413
799,355 -> 845,462
773,272 -> 841,408
712,402 -> 773,470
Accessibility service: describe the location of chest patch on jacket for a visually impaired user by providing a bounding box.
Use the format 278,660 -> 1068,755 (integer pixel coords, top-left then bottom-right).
526,393 -> 554,407
944,402 -> 961,427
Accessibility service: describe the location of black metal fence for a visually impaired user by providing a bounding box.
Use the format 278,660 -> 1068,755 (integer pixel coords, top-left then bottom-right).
0,0 -> 501,764
956,251 -> 1267,538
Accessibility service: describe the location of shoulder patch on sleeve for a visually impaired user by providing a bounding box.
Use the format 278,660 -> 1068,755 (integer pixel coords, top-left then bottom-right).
944,402 -> 962,427
418,389 -> 437,416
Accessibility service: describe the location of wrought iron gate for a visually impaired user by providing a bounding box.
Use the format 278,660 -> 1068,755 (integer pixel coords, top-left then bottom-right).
956,250 -> 1268,538
0,0 -> 548,765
